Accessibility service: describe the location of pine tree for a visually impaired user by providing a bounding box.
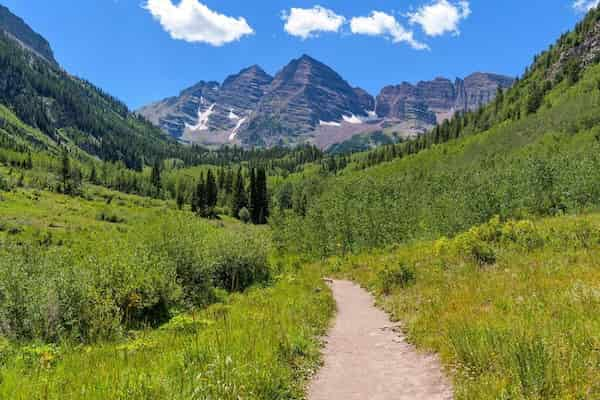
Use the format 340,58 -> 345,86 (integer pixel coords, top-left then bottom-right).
151,159 -> 162,196
224,168 -> 233,194
89,165 -> 98,184
61,148 -> 71,194
205,169 -> 218,212
526,82 -> 544,115
256,167 -> 269,224
25,152 -> 33,170
193,172 -> 207,216
249,167 -> 259,223
231,168 -> 247,219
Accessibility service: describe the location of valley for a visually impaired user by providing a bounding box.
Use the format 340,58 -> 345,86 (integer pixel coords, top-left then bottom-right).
0,2 -> 600,400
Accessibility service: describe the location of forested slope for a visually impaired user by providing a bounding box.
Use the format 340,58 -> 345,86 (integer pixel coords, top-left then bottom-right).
272,8 -> 600,256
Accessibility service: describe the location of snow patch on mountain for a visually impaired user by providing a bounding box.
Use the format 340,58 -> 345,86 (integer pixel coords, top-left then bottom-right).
229,117 -> 246,141
228,109 -> 240,120
342,114 -> 363,124
319,120 -> 342,127
187,104 -> 215,131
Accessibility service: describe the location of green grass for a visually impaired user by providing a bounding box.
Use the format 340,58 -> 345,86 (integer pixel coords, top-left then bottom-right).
273,62 -> 600,257
0,184 -> 334,399
0,265 -> 334,400
326,213 -> 600,399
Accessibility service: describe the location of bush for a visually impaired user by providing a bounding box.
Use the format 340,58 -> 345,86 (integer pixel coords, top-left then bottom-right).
0,173 -> 11,191
96,209 -> 126,224
209,235 -> 271,292
378,262 -> 416,294
470,241 -> 497,265
160,314 -> 212,333
501,220 -> 544,250
454,231 -> 497,266
238,207 -> 250,223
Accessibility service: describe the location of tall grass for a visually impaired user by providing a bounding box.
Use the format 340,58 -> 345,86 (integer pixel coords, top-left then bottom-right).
0,265 -> 333,399
328,214 -> 600,399
0,188 -> 271,342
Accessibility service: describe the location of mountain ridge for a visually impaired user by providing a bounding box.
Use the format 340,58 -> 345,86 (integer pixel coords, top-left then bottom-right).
138,56 -> 514,150
0,4 -> 56,65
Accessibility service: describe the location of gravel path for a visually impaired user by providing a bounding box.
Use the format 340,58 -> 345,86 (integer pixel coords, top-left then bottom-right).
308,280 -> 453,400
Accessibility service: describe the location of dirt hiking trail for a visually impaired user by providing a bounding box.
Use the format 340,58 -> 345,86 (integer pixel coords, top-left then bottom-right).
309,280 -> 453,400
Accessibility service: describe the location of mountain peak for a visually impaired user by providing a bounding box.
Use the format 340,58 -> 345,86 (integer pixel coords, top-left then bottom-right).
0,5 -> 56,65
224,65 -> 272,85
298,54 -> 317,62
138,55 -> 512,150
238,64 -> 269,76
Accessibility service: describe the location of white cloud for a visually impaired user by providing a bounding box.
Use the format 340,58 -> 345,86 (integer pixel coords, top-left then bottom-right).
282,6 -> 346,39
145,0 -> 254,46
350,11 -> 429,50
408,0 -> 471,37
573,0 -> 600,11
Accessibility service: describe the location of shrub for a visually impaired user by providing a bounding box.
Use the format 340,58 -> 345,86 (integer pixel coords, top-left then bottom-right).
471,216 -> 503,243
96,209 -> 126,223
0,173 -> 10,191
210,239 -> 270,292
470,241 -> 497,265
378,262 -> 416,294
238,207 -> 250,223
501,220 -> 544,250
454,231 -> 497,265
160,314 -> 212,333
7,226 -> 22,235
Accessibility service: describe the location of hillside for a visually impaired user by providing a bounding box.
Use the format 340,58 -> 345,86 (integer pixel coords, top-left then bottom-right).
2,3 -> 600,400
272,7 -> 600,256
0,4 -> 55,64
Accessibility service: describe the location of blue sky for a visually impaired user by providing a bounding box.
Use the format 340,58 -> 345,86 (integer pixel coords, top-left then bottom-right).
4,1 -> 594,109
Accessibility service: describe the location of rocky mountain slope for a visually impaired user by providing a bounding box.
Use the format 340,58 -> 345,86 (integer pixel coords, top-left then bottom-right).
376,73 -> 515,126
0,5 -> 56,65
139,57 -> 513,150
0,4 -> 187,168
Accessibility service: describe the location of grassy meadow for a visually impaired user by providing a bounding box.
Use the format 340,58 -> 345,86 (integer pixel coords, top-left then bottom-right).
0,265 -> 333,400
0,182 -> 334,399
325,214 -> 600,399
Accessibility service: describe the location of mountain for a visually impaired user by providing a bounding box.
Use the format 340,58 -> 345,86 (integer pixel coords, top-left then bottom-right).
376,73 -> 515,127
0,5 -> 56,65
0,4 -> 194,168
240,55 -> 372,147
138,56 -> 513,150
138,65 -> 276,146
138,81 -> 221,140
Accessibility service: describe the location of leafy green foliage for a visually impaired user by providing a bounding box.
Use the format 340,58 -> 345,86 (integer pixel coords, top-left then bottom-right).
273,62 -> 600,257
328,214 -> 600,399
0,188 -> 271,343
378,263 -> 416,294
0,264 -> 333,400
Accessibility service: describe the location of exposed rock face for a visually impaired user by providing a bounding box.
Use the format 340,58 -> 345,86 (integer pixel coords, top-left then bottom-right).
218,65 -> 273,114
353,87 -> 376,112
138,66 -> 273,143
417,78 -> 457,117
376,73 -> 514,125
0,5 -> 56,64
241,55 -> 371,146
376,83 -> 437,126
455,73 -> 515,113
137,81 -> 220,139
138,55 -> 513,149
